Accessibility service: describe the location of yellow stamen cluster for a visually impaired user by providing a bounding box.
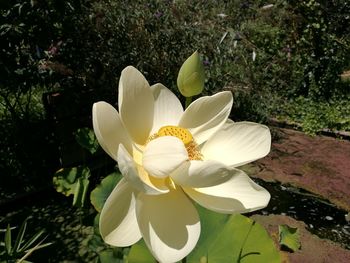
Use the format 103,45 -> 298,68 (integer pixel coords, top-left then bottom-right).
148,125 -> 202,160
158,125 -> 193,145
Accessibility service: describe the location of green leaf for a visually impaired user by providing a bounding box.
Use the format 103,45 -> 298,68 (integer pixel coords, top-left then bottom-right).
74,127 -> 99,154
5,224 -> 12,254
90,172 -> 122,212
187,205 -> 230,261
187,206 -> 281,263
20,230 -> 45,252
127,240 -> 155,263
99,249 -> 116,263
279,224 -> 301,252
14,219 -> 28,252
53,166 -> 91,207
72,176 -> 90,207
19,236 -> 52,262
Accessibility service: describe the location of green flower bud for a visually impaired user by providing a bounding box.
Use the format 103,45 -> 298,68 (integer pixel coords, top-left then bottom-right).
177,51 -> 205,97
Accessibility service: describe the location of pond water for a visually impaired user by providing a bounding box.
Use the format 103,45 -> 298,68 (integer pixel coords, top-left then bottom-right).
255,179 -> 350,249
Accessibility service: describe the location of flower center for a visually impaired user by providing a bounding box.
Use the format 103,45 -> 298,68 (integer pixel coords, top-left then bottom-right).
158,125 -> 193,145
148,125 -> 202,160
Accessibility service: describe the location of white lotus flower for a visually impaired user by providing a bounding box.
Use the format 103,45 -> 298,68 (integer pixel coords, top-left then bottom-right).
92,66 -> 271,263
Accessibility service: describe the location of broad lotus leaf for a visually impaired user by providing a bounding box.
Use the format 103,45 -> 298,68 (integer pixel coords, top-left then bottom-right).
127,240 -> 155,263
90,172 -> 122,212
187,206 -> 281,263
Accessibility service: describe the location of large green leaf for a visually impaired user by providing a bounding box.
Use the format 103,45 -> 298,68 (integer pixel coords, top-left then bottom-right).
53,166 -> 91,207
187,205 -> 230,261
279,224 -> 301,252
90,172 -> 122,212
127,240 -> 155,263
187,206 -> 281,263
74,127 -> 99,154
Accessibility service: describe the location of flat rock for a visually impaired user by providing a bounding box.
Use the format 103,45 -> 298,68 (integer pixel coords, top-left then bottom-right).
254,128 -> 350,211
251,214 -> 350,263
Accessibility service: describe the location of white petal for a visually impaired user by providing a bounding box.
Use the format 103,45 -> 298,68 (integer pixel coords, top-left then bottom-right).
201,121 -> 271,167
118,66 -> 154,145
171,160 -> 234,188
99,178 -> 142,246
92,101 -> 132,160
179,91 -> 233,145
184,170 -> 270,214
136,189 -> 200,263
150,83 -> 184,134
143,136 -> 188,178
117,144 -> 169,195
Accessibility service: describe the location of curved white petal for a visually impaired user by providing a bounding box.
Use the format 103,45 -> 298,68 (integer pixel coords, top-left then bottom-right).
99,178 -> 142,246
92,101 -> 132,160
117,144 -> 169,195
118,66 -> 154,145
150,83 -> 184,134
136,189 -> 200,263
201,121 -> 271,167
179,91 -> 233,145
143,136 -> 188,178
184,170 -> 270,214
171,160 -> 234,188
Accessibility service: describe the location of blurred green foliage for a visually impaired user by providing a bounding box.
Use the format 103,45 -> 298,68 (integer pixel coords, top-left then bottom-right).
1,0 -> 349,128
1,0 -> 349,195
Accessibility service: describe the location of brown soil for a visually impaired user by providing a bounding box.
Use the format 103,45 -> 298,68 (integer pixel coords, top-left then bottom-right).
253,128 -> 350,211
252,214 -> 350,263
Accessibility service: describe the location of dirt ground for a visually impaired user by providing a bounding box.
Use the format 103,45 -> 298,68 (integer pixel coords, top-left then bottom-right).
254,127 -> 350,211
252,214 -> 350,263
248,127 -> 350,262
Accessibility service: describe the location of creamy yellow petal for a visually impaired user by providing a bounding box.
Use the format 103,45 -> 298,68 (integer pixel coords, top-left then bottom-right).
184,170 -> 270,214
136,189 -> 200,263
142,136 -> 188,178
179,91 -> 233,145
150,83 -> 184,134
171,160 -> 234,188
92,101 -> 132,160
117,144 -> 169,195
118,66 -> 154,145
99,178 -> 142,246
201,121 -> 271,167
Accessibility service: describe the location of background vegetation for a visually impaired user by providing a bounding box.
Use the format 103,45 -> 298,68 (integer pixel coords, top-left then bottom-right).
0,0 -> 349,260
1,0 -> 349,196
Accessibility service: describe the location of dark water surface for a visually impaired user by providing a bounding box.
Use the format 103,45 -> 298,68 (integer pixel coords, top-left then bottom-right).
255,179 -> 350,249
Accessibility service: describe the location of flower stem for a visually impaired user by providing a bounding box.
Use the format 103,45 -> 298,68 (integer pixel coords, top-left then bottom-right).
185,96 -> 192,109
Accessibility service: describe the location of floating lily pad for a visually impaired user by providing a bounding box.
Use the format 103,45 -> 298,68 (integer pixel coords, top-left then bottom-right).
279,224 -> 301,252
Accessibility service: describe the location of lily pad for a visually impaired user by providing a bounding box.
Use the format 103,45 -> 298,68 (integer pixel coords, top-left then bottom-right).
279,224 -> 301,252
74,127 -> 99,154
90,172 -> 122,212
53,166 -> 91,207
187,206 -> 281,263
